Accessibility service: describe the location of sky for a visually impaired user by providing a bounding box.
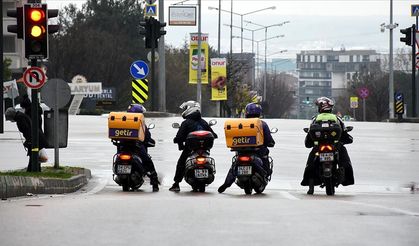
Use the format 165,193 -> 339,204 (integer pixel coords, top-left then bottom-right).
45,0 -> 417,59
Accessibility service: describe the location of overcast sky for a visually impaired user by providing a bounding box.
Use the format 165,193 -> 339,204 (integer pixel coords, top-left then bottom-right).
45,0 -> 416,59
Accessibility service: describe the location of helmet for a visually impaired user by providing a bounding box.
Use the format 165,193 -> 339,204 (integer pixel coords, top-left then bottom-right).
127,104 -> 146,113
180,100 -> 200,118
245,103 -> 262,118
5,107 -> 17,122
315,97 -> 334,113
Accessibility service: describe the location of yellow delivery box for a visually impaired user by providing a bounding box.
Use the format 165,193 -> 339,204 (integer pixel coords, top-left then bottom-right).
224,118 -> 264,148
108,112 -> 146,141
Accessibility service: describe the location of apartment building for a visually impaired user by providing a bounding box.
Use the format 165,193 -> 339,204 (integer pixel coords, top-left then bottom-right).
296,49 -> 380,119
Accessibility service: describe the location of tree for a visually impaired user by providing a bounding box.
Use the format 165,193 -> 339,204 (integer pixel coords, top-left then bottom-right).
2,58 -> 12,81
263,72 -> 297,118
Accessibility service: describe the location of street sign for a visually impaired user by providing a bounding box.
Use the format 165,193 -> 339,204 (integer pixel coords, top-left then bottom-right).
41,79 -> 72,109
147,51 -> 159,62
394,92 -> 404,114
23,67 -> 46,89
358,87 -> 369,99
130,60 -> 149,79
145,5 -> 157,17
132,79 -> 149,104
412,5 -> 419,16
3,80 -> 19,99
350,96 -> 359,109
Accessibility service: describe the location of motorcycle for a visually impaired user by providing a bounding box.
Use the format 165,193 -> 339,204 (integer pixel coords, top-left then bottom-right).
303,122 -> 353,196
111,123 -> 155,192
172,119 -> 217,192
231,128 -> 278,195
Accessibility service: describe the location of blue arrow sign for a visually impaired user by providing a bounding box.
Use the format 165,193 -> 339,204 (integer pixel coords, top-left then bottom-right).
130,60 -> 149,79
145,5 -> 157,16
412,5 -> 419,16
395,92 -> 403,101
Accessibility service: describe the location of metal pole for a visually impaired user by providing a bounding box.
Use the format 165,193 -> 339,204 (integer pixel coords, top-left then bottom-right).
240,15 -> 243,53
263,28 -> 267,100
230,0 -> 233,60
363,98 -> 366,121
218,0 -> 222,117
158,0 -> 166,112
197,0 -> 202,106
30,59 -> 40,172
252,31 -> 255,87
151,19 -> 157,111
54,81 -> 59,168
412,24 -> 417,117
389,0 -> 395,119
0,0 -> 4,134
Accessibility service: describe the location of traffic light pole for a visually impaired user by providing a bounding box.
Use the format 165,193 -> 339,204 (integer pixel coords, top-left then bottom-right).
151,22 -> 157,112
412,25 -> 417,117
0,1 -> 4,134
30,58 -> 41,172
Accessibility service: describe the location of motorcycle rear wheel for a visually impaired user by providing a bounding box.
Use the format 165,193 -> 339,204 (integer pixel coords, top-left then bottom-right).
244,188 -> 252,195
325,178 -> 335,196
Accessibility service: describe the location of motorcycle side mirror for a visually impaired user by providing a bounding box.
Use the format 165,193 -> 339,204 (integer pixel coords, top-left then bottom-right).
303,128 -> 309,133
346,126 -> 353,132
172,123 -> 180,129
270,128 -> 278,134
209,119 -> 217,126
148,123 -> 155,130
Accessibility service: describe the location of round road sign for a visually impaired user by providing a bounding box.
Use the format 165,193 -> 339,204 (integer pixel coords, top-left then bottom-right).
41,78 -> 72,109
23,67 -> 46,89
358,87 -> 369,99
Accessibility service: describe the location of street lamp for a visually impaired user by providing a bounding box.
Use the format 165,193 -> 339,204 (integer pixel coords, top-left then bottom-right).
209,5 -> 276,53
232,35 -> 284,89
244,20 -> 289,101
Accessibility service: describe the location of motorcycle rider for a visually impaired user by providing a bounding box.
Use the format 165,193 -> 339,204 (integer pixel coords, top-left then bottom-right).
169,101 -> 218,192
122,104 -> 159,192
218,103 -> 275,193
301,97 -> 355,195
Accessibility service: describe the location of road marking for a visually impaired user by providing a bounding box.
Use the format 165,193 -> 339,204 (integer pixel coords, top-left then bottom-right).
337,200 -> 419,217
278,191 -> 300,200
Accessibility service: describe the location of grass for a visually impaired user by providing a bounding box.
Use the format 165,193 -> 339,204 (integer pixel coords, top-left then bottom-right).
0,166 -> 84,179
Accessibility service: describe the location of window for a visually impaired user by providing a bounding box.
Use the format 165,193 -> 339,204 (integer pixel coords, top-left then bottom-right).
349,55 -> 353,62
3,36 -> 16,53
347,73 -> 351,80
305,89 -> 314,94
362,55 -> 370,62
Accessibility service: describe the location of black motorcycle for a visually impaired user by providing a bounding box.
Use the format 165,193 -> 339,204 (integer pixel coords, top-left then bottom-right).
231,128 -> 278,195
112,124 -> 155,192
303,123 -> 353,196
172,120 -> 217,192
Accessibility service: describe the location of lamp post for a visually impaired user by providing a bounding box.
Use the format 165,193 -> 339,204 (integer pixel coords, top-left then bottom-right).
233,35 -> 284,91
245,20 -> 289,101
208,5 -> 276,53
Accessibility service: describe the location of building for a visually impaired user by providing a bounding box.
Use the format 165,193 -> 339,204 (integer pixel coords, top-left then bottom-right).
296,49 -> 381,119
2,0 -> 26,76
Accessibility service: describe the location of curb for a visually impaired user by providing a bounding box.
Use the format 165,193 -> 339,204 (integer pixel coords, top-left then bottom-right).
0,169 -> 91,199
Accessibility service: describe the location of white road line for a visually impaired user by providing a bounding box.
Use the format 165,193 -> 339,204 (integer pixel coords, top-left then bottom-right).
278,191 -> 300,200
337,200 -> 419,217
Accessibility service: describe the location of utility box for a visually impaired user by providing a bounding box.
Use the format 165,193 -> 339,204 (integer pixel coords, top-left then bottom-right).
224,118 -> 264,148
43,109 -> 69,148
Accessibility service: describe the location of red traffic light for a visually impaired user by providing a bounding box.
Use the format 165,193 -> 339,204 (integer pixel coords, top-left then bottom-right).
29,9 -> 45,22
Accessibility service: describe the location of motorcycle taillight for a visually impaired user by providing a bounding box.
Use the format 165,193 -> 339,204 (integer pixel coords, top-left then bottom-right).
119,154 -> 132,161
195,157 -> 207,165
320,144 -> 333,152
238,155 -> 251,162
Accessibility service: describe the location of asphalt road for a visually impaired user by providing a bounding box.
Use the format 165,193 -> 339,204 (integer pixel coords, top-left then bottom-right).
1,116 -> 418,246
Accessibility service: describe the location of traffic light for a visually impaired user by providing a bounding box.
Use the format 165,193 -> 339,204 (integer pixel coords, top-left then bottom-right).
140,18 -> 153,49
153,18 -> 166,41
400,26 -> 413,46
7,7 -> 24,39
24,4 -> 48,59
47,9 -> 60,35
139,17 -> 166,49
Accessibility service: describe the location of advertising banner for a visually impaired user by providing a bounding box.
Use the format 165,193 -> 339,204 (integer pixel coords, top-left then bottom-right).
210,58 -> 227,101
169,6 -> 196,26
189,33 -> 209,84
3,79 -> 19,99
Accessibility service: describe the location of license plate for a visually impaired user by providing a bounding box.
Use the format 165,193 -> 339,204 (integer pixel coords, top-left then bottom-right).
195,169 -> 209,178
116,165 -> 132,174
237,166 -> 252,175
319,152 -> 334,162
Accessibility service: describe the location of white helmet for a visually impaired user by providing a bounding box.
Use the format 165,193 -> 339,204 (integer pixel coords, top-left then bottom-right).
180,100 -> 200,118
